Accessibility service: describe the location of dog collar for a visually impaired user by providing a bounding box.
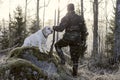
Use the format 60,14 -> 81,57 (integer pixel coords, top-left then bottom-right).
42,30 -> 47,38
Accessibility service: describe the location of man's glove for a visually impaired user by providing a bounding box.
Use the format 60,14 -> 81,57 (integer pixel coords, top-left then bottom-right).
53,26 -> 59,30
53,26 -> 56,30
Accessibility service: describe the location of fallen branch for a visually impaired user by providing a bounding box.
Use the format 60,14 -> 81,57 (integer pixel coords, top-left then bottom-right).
0,44 -> 18,54
79,64 -> 87,68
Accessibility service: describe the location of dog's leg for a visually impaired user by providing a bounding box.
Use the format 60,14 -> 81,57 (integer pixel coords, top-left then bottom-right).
38,41 -> 45,53
22,38 -> 30,47
42,43 -> 48,53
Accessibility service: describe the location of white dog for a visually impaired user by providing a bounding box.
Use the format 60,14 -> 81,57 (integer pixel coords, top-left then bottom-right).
22,26 -> 53,53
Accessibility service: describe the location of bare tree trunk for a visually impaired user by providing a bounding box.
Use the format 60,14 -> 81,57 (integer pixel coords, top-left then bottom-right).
43,0 -> 45,27
81,0 -> 84,18
36,0 -> 40,29
56,0 -> 60,41
92,0 -> 98,57
105,0 -> 109,57
8,14 -> 13,48
25,0 -> 27,27
9,0 -> 12,47
114,0 -> 120,60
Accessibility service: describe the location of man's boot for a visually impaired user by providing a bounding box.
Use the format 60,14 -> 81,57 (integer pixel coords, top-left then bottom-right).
55,46 -> 65,65
72,64 -> 78,77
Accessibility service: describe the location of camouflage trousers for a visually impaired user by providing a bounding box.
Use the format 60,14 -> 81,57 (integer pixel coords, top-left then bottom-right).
55,38 -> 81,76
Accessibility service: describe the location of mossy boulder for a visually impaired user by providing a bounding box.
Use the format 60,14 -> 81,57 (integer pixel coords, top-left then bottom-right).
8,47 -> 59,66
0,47 -> 75,80
0,58 -> 47,80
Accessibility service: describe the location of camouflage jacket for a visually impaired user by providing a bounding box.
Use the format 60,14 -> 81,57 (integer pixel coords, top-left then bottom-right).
54,11 -> 87,42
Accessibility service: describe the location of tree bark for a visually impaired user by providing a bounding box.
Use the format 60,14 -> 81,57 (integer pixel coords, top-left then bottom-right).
81,0 -> 84,18
114,0 -> 120,60
43,0 -> 45,27
56,0 -> 60,41
25,0 -> 27,27
105,0 -> 109,57
92,0 -> 98,57
36,0 -> 40,29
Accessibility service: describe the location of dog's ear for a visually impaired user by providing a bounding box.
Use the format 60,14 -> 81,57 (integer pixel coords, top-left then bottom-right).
42,27 -> 46,34
42,27 -> 48,38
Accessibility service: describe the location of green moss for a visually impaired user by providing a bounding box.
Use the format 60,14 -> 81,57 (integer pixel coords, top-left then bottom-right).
0,58 -> 48,80
8,47 -> 59,65
8,47 -> 39,58
0,46 -> 78,80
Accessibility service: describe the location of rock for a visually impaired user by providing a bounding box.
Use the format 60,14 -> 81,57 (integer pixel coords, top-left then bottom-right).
0,46 -> 75,80
0,58 -> 47,80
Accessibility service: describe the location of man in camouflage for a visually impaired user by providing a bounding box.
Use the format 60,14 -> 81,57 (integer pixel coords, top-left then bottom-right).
53,3 -> 87,77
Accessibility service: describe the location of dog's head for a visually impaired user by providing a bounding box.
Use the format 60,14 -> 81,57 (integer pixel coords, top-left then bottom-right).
42,26 -> 53,38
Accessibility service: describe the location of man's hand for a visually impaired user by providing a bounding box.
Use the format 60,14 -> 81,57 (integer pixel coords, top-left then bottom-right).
53,26 -> 59,30
53,26 -> 56,30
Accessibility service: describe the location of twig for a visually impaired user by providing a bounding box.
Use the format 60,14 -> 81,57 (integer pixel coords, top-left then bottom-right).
79,64 -> 87,68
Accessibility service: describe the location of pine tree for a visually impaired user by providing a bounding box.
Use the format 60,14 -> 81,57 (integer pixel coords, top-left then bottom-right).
105,16 -> 115,56
9,6 -> 28,47
0,27 -> 9,49
29,20 -> 41,34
